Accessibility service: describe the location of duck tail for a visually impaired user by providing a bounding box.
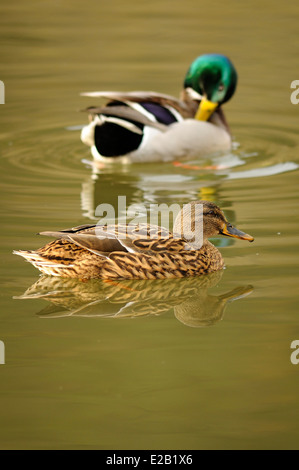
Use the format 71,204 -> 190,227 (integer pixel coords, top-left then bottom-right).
13,250 -> 74,277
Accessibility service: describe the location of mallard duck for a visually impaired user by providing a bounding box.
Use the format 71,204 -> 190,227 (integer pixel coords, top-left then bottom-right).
80,53 -> 238,163
14,200 -> 253,279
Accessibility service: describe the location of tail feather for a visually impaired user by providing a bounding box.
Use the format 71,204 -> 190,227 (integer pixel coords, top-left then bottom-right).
13,250 -> 74,276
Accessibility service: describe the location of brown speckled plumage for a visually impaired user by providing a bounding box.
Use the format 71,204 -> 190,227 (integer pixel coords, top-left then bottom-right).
14,201 -> 254,279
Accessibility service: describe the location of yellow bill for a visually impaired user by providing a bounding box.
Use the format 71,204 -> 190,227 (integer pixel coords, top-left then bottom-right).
195,98 -> 218,121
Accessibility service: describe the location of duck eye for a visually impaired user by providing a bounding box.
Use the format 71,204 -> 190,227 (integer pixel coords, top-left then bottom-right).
218,83 -> 224,92
207,210 -> 215,216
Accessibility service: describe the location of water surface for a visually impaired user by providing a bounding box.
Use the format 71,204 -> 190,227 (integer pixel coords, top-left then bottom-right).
1,0 -> 299,450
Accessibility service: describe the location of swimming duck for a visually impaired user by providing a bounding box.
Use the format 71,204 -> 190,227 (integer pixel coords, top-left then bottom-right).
80,54 -> 238,163
14,200 -> 253,279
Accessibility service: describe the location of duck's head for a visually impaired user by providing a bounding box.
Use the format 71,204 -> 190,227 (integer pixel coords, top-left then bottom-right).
174,200 -> 254,248
183,54 -> 238,121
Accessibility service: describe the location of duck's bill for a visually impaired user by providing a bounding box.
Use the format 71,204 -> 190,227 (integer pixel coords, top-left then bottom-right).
221,224 -> 254,242
195,98 -> 218,121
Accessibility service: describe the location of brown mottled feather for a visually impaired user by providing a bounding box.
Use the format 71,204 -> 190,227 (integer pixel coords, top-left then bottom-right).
14,201 -> 253,279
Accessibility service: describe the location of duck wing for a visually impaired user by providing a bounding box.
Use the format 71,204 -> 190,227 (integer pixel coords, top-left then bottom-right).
81,90 -> 193,118
38,223 -> 193,257
83,105 -> 167,131
80,91 -> 198,159
39,224 -> 126,256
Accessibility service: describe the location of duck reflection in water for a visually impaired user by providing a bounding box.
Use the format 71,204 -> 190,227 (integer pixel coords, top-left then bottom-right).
15,271 -> 253,328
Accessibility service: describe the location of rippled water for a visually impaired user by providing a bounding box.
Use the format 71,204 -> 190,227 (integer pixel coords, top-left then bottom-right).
1,0 -> 299,450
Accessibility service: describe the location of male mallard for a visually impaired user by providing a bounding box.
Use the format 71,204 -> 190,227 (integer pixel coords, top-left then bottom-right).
14,200 -> 253,279
80,54 -> 237,163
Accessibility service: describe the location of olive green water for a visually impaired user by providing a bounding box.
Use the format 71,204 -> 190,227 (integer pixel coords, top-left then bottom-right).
1,0 -> 299,450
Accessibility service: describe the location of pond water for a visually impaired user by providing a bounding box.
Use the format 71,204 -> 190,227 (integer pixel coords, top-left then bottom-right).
1,0 -> 299,450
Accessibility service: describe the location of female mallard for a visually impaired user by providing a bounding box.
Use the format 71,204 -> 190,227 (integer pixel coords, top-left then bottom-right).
80,54 -> 238,163
14,201 -> 253,279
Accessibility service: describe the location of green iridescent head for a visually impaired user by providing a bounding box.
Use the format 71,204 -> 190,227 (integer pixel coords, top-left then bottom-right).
184,54 -> 238,106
